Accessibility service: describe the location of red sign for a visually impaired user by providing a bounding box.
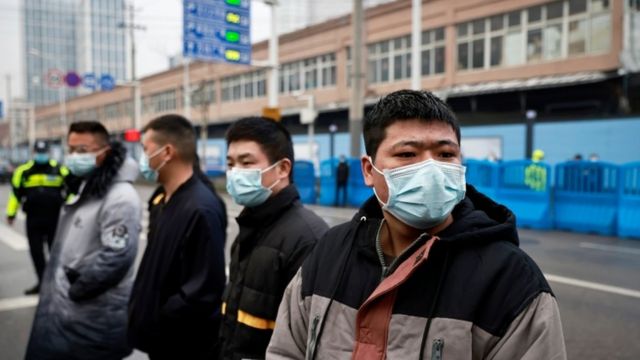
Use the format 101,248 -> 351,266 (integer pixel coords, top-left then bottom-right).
124,128 -> 141,142
46,69 -> 64,88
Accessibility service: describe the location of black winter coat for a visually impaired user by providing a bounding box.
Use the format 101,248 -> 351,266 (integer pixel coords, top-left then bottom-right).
219,185 -> 329,360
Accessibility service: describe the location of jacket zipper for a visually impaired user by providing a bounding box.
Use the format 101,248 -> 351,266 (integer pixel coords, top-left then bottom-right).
431,338 -> 444,360
306,315 -> 320,360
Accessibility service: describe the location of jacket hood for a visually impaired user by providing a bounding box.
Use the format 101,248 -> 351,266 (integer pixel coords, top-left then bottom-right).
353,184 -> 519,247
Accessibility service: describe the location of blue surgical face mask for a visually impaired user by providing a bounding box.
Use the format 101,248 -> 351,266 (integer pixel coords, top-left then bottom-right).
371,158 -> 466,229
34,153 -> 49,165
65,152 -> 98,177
138,146 -> 168,182
226,161 -> 282,207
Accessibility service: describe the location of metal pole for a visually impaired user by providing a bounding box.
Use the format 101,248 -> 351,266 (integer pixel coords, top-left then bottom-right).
59,85 -> 67,147
5,74 -> 13,161
349,0 -> 364,157
29,104 -> 36,156
307,96 -> 315,164
268,1 -> 279,108
128,3 -> 142,130
411,0 -> 422,90
183,59 -> 191,119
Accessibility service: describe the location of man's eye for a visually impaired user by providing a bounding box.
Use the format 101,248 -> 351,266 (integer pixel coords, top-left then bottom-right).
440,152 -> 455,158
397,152 -> 415,158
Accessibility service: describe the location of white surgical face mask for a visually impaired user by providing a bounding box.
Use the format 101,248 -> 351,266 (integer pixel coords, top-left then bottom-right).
371,157 -> 466,229
226,160 -> 282,207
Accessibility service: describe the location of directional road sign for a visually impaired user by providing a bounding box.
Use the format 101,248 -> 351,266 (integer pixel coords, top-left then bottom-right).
183,0 -> 251,65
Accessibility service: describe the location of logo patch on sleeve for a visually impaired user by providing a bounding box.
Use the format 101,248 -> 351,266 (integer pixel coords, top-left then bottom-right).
103,225 -> 129,250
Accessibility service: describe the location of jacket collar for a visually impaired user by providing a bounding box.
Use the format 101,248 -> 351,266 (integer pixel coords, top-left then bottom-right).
236,184 -> 300,228
349,184 -> 519,262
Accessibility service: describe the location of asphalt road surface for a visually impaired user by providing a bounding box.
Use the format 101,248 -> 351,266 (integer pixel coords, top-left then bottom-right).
0,184 -> 638,359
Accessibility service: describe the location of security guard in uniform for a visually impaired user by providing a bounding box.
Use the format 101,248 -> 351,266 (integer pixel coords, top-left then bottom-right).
6,140 -> 69,294
525,149 -> 547,192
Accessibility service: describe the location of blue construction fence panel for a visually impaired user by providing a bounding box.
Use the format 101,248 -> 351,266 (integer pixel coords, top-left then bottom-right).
554,161 -> 619,236
495,160 -> 553,230
318,158 -> 339,206
347,158 -> 373,207
293,160 -> 317,204
464,159 -> 499,201
618,162 -> 640,239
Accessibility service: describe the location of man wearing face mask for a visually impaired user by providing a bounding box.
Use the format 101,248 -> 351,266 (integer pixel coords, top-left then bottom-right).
128,114 -> 227,359
26,121 -> 142,359
219,117 -> 328,360
268,90 -> 566,359
5,140 -> 69,295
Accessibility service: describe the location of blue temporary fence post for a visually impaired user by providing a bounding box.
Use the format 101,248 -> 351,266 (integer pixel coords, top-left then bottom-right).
318,158 -> 339,206
618,162 -> 640,239
553,161 -> 619,236
495,160 -> 553,229
464,159 -> 499,201
347,158 -> 373,207
293,160 -> 317,204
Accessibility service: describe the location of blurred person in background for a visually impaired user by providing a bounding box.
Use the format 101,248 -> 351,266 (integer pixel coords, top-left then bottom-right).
26,121 -> 141,359
525,149 -> 547,191
5,140 -> 69,295
335,154 -> 349,207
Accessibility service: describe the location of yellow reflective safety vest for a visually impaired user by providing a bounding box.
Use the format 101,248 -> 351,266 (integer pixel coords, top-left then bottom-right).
524,162 -> 547,192
5,159 -> 69,218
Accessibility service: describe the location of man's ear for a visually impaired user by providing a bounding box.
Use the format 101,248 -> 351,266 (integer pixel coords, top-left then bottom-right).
361,155 -> 375,187
277,158 -> 292,180
164,143 -> 177,162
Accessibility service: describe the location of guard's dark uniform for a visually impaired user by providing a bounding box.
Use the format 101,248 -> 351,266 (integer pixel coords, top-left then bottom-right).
5,143 -> 68,292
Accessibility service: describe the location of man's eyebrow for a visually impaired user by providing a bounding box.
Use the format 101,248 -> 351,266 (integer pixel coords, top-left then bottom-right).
390,140 -> 424,150
228,153 -> 255,161
437,139 -> 460,149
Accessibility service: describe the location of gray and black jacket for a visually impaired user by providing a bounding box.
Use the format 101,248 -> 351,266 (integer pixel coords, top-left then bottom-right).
268,185 -> 566,359
26,143 -> 142,360
220,185 -> 329,360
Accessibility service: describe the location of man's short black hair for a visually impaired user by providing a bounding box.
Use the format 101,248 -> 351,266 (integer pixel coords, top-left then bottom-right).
225,117 -> 294,180
143,114 -> 197,163
68,121 -> 110,145
364,90 -> 461,161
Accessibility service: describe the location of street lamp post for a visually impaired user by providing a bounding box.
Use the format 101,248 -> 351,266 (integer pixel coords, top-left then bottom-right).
329,123 -> 337,162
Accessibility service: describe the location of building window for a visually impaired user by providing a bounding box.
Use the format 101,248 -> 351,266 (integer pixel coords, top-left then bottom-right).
221,70 -> 266,102
150,90 -> 177,113
456,0 -> 611,70
279,53 -> 336,94
104,102 -> 121,119
192,80 -> 216,106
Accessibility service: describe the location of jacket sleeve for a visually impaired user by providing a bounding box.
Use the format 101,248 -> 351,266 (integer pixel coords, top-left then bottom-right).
161,207 -> 226,320
68,187 -> 141,301
6,164 -> 26,217
267,269 -> 309,360
487,292 -> 567,360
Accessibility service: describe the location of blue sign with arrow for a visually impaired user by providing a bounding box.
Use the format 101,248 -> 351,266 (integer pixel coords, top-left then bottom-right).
183,0 -> 251,65
100,74 -> 115,91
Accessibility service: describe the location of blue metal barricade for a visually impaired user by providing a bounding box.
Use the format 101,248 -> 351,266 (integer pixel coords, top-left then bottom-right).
618,162 -> 640,239
464,159 -> 499,200
293,160 -> 317,204
318,158 -> 338,206
554,161 -> 619,236
495,160 -> 553,229
347,158 -> 373,207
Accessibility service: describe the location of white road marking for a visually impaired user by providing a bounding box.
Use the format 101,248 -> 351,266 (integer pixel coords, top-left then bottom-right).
0,296 -> 38,312
545,273 -> 640,299
579,242 -> 640,256
0,223 -> 28,251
